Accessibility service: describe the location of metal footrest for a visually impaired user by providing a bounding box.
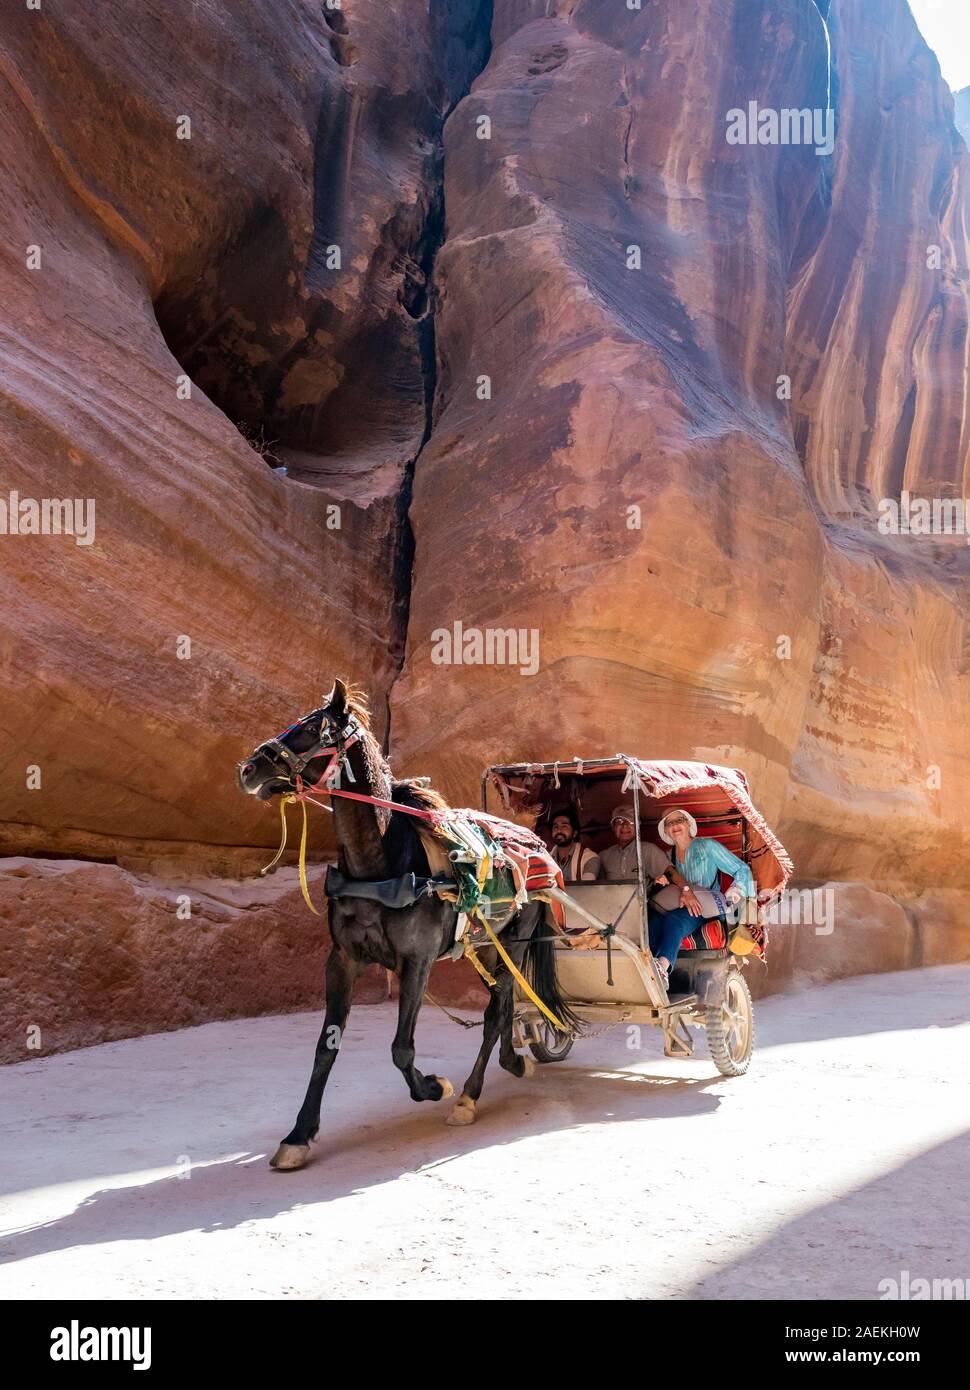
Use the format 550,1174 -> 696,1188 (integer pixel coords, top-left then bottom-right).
662,1009 -> 696,1058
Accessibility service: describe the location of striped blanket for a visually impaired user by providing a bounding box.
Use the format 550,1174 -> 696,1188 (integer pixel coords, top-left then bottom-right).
421,808 -> 565,927
462,810 -> 565,892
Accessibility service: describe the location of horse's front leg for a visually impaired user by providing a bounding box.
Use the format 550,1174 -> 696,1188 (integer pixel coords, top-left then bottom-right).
270,944 -> 360,1171
392,956 -> 453,1103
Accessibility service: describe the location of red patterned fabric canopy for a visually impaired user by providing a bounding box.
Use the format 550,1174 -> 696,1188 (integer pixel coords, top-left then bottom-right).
623,758 -> 793,898
484,755 -> 793,901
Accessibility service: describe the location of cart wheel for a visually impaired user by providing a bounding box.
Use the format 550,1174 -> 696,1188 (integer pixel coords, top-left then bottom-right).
528,1023 -> 575,1063
706,969 -> 754,1076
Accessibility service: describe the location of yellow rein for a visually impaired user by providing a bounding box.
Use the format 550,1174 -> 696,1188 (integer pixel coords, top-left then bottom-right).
477,914 -> 567,1032
260,794 -> 320,915
261,794 -> 569,1032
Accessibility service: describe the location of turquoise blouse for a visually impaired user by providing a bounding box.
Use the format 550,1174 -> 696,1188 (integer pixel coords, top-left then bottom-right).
672,837 -> 755,900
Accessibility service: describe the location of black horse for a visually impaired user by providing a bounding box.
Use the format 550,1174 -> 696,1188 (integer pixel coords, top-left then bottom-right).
237,678 -> 575,1170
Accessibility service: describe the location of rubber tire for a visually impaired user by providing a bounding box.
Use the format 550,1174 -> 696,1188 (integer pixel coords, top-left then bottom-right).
706,969 -> 754,1076
528,1024 -> 576,1063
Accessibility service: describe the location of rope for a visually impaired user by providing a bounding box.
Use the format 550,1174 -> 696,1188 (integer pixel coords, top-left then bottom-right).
423,991 -> 482,1029
462,940 -> 497,987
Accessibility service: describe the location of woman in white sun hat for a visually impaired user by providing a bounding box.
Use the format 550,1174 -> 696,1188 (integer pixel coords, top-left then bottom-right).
647,807 -> 756,988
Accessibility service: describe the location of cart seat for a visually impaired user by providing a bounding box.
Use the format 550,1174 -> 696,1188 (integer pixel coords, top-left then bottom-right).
558,884 -> 728,951
558,881 -> 642,943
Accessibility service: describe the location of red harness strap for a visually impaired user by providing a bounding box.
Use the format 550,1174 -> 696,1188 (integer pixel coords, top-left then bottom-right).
293,773 -> 566,930
295,767 -> 444,821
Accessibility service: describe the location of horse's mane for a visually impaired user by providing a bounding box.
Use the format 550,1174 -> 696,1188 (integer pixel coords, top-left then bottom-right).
342,684 -> 375,730
391,778 -> 451,812
340,683 -> 451,815
379,777 -> 449,877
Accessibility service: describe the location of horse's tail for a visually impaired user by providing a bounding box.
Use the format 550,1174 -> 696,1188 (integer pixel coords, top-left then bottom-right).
524,910 -> 583,1035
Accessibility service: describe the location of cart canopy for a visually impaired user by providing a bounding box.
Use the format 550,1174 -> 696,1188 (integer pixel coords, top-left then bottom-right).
483,755 -> 793,899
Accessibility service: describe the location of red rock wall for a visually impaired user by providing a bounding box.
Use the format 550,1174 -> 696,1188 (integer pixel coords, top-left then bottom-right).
395,0 -> 970,909
0,0 -> 491,1060
0,0 -> 486,865
2,0 -> 968,1060
0,860 -> 388,1061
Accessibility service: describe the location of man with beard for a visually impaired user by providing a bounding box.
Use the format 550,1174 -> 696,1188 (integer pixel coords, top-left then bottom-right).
548,806 -> 600,882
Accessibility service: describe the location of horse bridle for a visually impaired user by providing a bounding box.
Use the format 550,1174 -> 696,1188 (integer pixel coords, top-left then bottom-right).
253,711 -> 363,787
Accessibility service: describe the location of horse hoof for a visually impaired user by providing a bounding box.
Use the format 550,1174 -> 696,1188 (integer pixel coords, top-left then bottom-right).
433,1075 -> 454,1100
521,1056 -> 536,1078
446,1096 -> 477,1126
270,1143 -> 310,1171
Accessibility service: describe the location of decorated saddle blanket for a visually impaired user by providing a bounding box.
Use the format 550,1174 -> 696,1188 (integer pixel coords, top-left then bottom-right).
417,808 -> 565,929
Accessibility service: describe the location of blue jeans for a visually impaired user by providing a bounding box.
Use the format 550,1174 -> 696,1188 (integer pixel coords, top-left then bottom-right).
648,906 -> 722,969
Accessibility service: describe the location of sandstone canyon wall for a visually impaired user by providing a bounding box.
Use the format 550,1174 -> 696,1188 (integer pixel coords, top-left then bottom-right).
955,86 -> 970,150
1,0 -> 968,1061
393,0 -> 970,971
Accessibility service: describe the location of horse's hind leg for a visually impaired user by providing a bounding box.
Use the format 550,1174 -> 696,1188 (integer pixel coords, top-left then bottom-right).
447,971 -> 514,1126
270,945 -> 359,1171
498,1003 -> 535,1079
392,956 -> 453,1103
497,939 -> 535,1080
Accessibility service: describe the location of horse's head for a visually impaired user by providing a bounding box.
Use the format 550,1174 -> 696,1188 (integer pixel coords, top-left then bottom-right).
236,677 -> 363,801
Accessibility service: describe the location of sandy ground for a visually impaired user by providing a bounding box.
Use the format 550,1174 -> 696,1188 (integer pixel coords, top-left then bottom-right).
1,965 -> 969,1301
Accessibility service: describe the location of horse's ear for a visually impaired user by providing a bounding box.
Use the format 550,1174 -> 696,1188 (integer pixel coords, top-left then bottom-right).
327,677 -> 348,715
